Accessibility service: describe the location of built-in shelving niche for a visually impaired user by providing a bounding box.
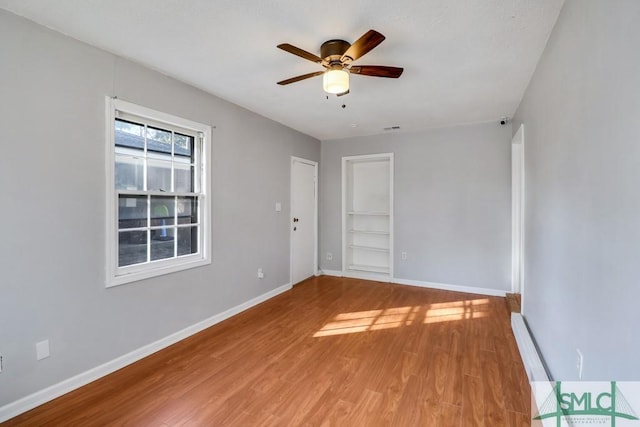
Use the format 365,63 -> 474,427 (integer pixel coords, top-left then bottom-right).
342,153 -> 393,281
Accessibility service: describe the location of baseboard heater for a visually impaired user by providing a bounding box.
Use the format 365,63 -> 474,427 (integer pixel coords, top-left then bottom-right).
511,313 -> 549,383
511,313 -> 555,424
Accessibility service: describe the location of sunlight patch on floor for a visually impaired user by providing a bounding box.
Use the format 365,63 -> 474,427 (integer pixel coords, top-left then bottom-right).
424,298 -> 490,324
313,298 -> 491,337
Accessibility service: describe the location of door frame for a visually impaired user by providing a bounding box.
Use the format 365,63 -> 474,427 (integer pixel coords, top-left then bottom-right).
511,124 -> 525,309
290,156 -> 319,285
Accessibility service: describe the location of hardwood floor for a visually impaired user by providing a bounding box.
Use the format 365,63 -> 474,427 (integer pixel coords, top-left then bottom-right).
4,277 -> 531,426
505,293 -> 522,314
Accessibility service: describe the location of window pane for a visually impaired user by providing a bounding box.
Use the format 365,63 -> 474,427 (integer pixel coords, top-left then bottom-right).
115,145 -> 143,156
115,119 -> 144,149
118,230 -> 148,266
147,159 -> 172,191
175,160 -> 194,193
178,226 -> 198,256
174,133 -> 193,157
151,228 -> 175,261
110,102 -> 209,284
146,150 -> 171,161
115,154 -> 144,190
118,195 -> 148,229
147,126 -> 172,154
177,197 -> 198,224
151,196 -> 175,227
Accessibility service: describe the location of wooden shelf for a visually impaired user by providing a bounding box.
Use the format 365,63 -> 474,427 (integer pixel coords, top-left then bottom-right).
348,229 -> 390,235
347,211 -> 389,216
349,245 -> 389,253
348,264 -> 390,274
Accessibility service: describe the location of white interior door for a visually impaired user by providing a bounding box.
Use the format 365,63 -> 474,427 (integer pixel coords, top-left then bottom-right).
291,157 -> 317,285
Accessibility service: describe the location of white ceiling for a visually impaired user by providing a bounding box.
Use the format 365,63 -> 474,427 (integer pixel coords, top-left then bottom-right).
1,0 -> 564,140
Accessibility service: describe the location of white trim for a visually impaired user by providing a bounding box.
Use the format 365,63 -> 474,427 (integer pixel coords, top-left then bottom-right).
511,124 -> 526,309
344,269 -> 392,282
341,153 -> 394,280
321,269 -> 510,297
389,155 -> 394,279
289,157 -> 319,286
511,313 -> 548,383
108,257 -> 211,287
321,269 -> 343,277
341,157 -> 347,277
511,142 -> 522,293
105,97 -> 117,284
392,277 -> 507,297
0,282 -> 291,423
342,152 -> 394,161
321,272 -> 506,296
105,97 -> 212,287
112,98 -> 210,132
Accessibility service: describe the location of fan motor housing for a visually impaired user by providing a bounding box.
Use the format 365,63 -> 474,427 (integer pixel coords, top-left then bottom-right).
321,39 -> 350,63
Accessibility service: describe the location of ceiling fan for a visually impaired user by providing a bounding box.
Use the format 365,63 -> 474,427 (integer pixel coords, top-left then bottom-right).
277,29 -> 404,96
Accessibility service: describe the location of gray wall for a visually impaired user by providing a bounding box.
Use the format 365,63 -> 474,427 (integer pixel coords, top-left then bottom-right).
0,10 -> 319,406
320,122 -> 512,291
513,0 -> 640,380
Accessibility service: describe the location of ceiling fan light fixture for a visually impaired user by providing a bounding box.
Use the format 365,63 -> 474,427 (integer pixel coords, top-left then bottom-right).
277,30 -> 403,93
323,68 -> 349,94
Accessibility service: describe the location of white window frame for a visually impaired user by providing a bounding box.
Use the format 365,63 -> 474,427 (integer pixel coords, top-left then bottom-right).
105,97 -> 212,287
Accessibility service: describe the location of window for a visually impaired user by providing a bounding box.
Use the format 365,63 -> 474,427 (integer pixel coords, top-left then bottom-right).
106,98 -> 211,286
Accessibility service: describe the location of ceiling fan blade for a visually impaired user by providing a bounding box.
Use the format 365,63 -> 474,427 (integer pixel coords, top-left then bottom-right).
277,43 -> 323,64
277,71 -> 325,85
350,66 -> 404,78
341,30 -> 386,63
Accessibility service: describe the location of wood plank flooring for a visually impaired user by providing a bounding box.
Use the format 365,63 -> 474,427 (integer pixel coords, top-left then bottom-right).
4,277 -> 531,426
505,293 -> 522,314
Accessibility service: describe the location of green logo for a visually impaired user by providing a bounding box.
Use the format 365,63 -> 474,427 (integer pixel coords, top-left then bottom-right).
534,381 -> 639,426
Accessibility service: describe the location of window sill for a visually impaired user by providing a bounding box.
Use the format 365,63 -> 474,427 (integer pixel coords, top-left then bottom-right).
106,257 -> 211,288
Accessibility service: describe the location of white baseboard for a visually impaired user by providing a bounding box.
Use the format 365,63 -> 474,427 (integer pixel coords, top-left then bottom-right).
322,270 -> 507,296
320,269 -> 343,277
0,282 -> 292,423
392,277 -> 507,297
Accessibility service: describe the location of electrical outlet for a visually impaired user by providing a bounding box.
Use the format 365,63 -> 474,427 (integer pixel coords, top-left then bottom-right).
576,348 -> 584,379
326,252 -> 333,261
401,252 -> 407,261
257,268 -> 264,279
